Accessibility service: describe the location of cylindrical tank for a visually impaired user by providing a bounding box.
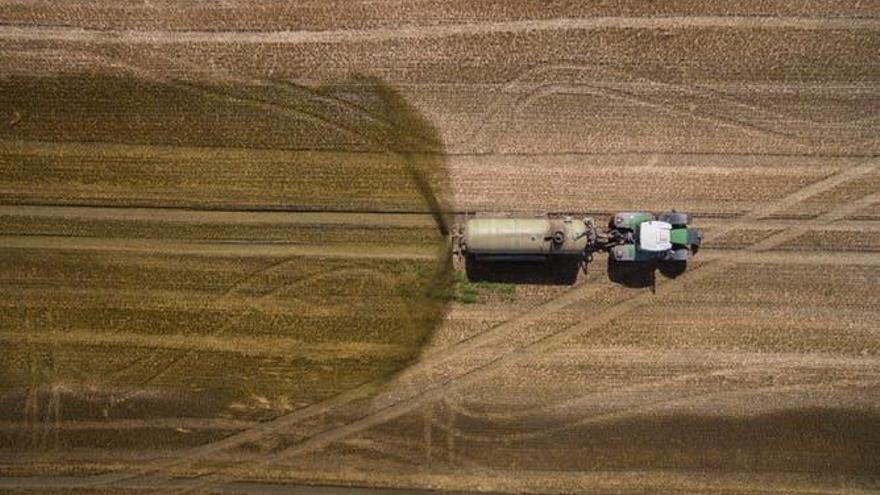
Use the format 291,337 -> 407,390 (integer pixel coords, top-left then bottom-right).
461,216 -> 589,257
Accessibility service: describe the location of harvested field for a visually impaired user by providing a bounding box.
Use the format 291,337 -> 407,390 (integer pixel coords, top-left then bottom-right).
0,2 -> 878,495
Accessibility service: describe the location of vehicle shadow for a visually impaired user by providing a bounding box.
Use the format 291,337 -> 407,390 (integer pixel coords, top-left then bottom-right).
463,256 -> 688,288
465,256 -> 581,285
607,259 -> 688,288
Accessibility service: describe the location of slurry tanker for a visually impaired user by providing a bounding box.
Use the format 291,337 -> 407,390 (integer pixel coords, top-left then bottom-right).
455,211 -> 702,266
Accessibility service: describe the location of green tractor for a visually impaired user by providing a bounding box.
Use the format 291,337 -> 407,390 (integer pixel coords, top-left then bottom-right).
455,210 -> 702,285
601,211 -> 703,263
457,210 -> 702,264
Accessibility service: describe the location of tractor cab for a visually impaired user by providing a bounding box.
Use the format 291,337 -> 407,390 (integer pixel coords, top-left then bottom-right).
639,221 -> 673,252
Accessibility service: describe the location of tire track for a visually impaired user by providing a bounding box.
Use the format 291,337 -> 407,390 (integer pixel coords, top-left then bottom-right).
0,418 -> 257,432
0,474 -> 499,495
1,16 -> 877,45
5,198 -> 880,232
4,204 -> 880,232
0,330 -> 409,361
6,204 -> 880,232
486,82 -> 873,150
0,205 -> 437,227
442,352 -> 880,422
516,82 -> 800,141
747,192 -> 880,250
0,235 -> 438,260
2,470 -> 872,495
470,63 -> 879,151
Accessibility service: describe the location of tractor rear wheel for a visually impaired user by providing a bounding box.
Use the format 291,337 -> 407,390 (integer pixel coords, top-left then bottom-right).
659,260 -> 687,278
659,211 -> 689,227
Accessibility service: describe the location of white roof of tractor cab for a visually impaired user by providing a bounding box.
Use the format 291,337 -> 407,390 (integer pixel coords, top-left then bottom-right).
639,221 -> 673,252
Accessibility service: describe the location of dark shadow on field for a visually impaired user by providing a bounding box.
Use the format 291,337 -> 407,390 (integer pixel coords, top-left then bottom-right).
0,72 -> 453,433
607,259 -> 688,288
607,259 -> 655,288
465,256 -> 581,286
448,407 -> 880,475
0,73 -> 453,216
318,75 -> 451,236
322,74 -> 454,360
658,260 -> 688,278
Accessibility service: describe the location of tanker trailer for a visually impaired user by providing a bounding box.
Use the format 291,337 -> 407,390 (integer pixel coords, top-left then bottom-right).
456,211 -> 701,265
458,216 -> 595,262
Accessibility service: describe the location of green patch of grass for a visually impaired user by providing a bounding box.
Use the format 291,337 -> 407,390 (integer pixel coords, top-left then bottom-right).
446,271 -> 515,304
457,284 -> 479,304
473,280 -> 517,296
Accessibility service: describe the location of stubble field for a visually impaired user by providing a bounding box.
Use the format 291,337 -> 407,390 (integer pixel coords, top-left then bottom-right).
0,2 -> 878,494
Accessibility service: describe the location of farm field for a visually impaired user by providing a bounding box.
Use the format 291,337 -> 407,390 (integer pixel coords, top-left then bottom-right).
0,2 -> 878,495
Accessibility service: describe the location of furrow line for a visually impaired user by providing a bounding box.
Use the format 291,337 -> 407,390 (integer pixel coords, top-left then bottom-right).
1,16 -> 877,46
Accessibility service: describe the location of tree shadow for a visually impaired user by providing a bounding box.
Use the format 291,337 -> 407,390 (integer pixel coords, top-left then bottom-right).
0,71 -> 454,428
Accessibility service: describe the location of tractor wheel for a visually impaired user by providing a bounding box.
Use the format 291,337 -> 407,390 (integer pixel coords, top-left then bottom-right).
659,260 -> 687,278
659,211 -> 689,227
668,248 -> 690,261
